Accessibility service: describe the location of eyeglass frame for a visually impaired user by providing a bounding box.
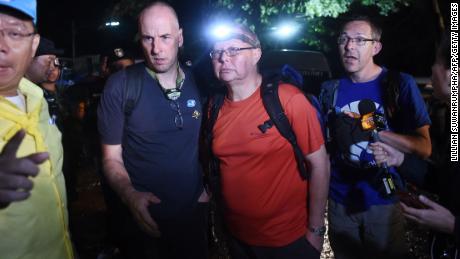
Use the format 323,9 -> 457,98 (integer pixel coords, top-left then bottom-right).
0,28 -> 35,44
337,35 -> 378,46
209,47 -> 257,60
169,100 -> 183,130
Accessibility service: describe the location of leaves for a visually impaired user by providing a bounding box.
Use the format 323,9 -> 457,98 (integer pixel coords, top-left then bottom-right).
212,0 -> 414,50
106,0 -> 414,51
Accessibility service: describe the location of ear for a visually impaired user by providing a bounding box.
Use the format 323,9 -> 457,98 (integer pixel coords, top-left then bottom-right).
252,48 -> 262,66
31,34 -> 40,58
372,41 -> 382,56
177,28 -> 184,48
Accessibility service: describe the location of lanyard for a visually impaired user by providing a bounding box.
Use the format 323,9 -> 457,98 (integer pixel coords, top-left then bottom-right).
146,64 -> 185,101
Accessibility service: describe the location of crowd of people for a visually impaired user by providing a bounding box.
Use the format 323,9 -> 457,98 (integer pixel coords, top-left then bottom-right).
0,1 -> 457,259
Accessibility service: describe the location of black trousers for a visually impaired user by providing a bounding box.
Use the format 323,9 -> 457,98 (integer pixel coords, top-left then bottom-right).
118,202 -> 209,259
228,235 -> 320,259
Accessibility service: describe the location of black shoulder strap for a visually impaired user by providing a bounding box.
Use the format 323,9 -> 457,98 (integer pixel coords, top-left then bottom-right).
381,69 -> 401,123
204,92 -> 225,196
319,79 -> 339,144
123,62 -> 146,118
319,79 -> 339,115
206,93 -> 225,145
260,77 -> 309,180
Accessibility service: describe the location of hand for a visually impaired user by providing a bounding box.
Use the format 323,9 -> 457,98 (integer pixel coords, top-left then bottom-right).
305,231 -> 324,252
400,195 -> 455,234
125,189 -> 162,237
0,130 -> 49,208
369,141 -> 405,167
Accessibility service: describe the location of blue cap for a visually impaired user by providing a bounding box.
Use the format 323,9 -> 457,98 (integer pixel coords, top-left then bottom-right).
0,0 -> 37,24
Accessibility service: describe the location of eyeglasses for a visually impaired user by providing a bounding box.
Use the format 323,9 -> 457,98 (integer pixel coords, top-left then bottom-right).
53,58 -> 61,68
0,28 -> 35,45
169,100 -> 183,129
337,36 -> 377,46
209,47 -> 257,60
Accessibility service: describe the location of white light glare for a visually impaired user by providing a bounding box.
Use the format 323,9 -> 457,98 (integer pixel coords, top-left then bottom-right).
210,24 -> 232,39
105,21 -> 120,27
273,22 -> 299,39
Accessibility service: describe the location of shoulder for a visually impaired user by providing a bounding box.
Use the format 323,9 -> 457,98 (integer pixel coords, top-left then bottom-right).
105,69 -> 127,89
18,77 -> 44,98
321,78 -> 341,89
277,83 -> 305,102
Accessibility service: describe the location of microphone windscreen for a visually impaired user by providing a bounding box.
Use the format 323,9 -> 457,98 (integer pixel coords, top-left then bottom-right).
358,99 -> 376,115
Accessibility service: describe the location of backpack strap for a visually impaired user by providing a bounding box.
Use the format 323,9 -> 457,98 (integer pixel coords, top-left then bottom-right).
381,69 -> 401,126
206,93 -> 225,145
319,79 -> 339,116
204,92 -> 225,193
260,77 -> 309,180
123,62 -> 146,119
319,79 -> 340,145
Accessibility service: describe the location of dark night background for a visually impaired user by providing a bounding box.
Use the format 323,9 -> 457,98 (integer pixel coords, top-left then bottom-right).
36,0 -> 449,78
30,1 -> 451,258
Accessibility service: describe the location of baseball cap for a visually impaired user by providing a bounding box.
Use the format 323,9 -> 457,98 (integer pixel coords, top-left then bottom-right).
0,0 -> 37,24
36,37 -> 64,57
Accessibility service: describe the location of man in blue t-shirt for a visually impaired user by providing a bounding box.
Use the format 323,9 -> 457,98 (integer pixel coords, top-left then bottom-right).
320,15 -> 431,259
97,2 -> 208,259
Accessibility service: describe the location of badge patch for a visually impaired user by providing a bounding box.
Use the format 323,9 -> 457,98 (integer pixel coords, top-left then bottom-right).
192,110 -> 201,119
187,99 -> 196,107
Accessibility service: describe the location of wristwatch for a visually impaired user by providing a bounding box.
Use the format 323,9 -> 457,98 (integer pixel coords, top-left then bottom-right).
308,226 -> 326,236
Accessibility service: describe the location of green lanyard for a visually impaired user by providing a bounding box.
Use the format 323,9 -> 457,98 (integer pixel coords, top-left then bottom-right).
146,64 -> 185,101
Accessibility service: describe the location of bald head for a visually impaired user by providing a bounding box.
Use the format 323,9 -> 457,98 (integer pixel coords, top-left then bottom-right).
138,1 -> 183,74
138,1 -> 179,30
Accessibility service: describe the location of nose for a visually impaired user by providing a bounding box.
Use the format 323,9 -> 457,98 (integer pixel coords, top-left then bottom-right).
151,38 -> 161,55
344,38 -> 355,50
0,31 -> 10,53
217,50 -> 230,63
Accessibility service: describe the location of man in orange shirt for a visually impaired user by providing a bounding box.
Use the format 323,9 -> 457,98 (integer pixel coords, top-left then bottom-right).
208,24 -> 330,258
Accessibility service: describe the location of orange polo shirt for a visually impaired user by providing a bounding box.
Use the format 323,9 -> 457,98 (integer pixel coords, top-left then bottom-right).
212,83 -> 324,246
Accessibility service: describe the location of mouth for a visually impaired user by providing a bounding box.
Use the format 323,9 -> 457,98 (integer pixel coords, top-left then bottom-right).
342,54 -> 358,63
153,58 -> 167,65
0,65 -> 12,73
219,68 -> 234,73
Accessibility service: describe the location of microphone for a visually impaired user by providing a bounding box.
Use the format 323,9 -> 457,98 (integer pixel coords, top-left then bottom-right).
358,99 -> 396,195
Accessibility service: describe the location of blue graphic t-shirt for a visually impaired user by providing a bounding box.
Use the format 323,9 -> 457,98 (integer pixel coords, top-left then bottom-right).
326,68 -> 431,211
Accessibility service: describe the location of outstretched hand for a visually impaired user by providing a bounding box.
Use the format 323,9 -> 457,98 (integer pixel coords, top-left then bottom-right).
401,195 -> 455,234
0,130 -> 49,208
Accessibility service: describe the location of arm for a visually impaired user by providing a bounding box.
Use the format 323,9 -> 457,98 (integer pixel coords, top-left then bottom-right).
102,144 -> 161,236
0,130 -> 49,209
378,125 -> 431,159
305,144 -> 330,251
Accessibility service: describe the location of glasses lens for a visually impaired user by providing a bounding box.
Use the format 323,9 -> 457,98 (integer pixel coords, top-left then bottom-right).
338,36 -> 347,45
227,48 -> 238,56
54,58 -> 61,67
210,50 -> 220,59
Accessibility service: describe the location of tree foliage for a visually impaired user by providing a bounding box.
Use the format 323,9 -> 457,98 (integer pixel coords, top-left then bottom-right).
210,0 -> 414,50
108,0 -> 414,50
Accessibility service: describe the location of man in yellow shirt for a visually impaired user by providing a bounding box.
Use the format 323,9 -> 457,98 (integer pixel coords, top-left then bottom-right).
0,1 -> 74,258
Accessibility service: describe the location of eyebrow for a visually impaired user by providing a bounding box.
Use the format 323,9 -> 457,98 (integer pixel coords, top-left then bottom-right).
2,19 -> 29,30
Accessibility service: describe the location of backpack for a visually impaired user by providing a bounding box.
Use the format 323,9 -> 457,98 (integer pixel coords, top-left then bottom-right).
318,69 -> 402,141
205,65 -> 325,181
